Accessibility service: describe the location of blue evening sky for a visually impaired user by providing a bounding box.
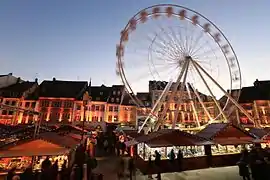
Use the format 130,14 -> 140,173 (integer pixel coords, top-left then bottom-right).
0,0 -> 269,91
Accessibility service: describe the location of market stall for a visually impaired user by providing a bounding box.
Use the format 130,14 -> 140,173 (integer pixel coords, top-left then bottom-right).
126,129 -> 209,160
196,123 -> 256,167
0,132 -> 81,173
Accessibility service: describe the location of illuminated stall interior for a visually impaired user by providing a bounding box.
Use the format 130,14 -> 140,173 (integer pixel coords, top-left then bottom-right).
196,123 -> 256,155
134,129 -> 208,161
0,132 -> 80,173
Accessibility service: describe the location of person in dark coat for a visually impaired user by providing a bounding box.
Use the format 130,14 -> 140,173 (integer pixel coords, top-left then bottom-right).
51,160 -> 59,180
177,149 -> 184,171
168,149 -> 175,162
128,158 -> 135,180
7,167 -> 16,180
20,166 -> 34,180
154,151 -> 161,179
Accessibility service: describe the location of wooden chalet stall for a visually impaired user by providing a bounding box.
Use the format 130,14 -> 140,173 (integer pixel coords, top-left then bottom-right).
126,129 -> 211,173
0,132 -> 81,174
196,123 -> 256,167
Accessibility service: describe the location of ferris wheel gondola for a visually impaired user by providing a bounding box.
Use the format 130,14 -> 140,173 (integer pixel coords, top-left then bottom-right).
116,4 -> 256,133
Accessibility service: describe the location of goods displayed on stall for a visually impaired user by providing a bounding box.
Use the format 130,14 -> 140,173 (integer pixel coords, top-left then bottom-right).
33,155 -> 68,171
137,143 -> 205,160
0,157 -> 32,172
211,144 -> 252,155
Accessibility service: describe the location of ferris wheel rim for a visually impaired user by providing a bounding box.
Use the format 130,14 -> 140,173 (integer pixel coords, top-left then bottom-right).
117,4 -> 242,124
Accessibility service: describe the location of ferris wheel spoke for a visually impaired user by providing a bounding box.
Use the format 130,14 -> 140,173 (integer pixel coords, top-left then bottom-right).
185,83 -> 200,127
192,46 -> 222,60
189,29 -> 205,56
191,60 -> 228,122
168,26 -> 186,55
186,23 -> 197,55
190,39 -> 212,57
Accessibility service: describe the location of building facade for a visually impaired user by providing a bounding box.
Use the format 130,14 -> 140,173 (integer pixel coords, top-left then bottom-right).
237,79 -> 270,127
0,78 -> 136,125
0,79 -> 39,125
148,81 -> 218,127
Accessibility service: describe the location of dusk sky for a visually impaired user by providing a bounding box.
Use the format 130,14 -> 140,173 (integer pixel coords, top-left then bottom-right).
0,0 -> 269,92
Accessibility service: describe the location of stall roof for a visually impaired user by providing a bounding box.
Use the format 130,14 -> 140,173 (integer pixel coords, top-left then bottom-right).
248,128 -> 268,139
123,130 -> 144,139
0,132 -> 80,152
196,123 -> 255,145
0,139 -> 70,158
125,129 -> 208,148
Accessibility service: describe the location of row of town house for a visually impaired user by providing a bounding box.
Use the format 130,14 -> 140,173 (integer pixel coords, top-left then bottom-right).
0,73 -> 270,127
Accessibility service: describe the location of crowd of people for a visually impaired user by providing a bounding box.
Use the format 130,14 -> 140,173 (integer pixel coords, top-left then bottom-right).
237,145 -> 270,180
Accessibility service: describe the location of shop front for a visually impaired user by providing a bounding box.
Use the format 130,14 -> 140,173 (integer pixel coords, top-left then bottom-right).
0,132 -> 81,174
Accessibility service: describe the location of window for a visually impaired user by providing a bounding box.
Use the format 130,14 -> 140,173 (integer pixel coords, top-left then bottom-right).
8,111 -> 13,115
77,105 -> 81,110
96,97 -> 100,101
100,117 -> 103,121
5,101 -> 10,105
113,115 -> 118,121
113,91 -> 116,95
95,105 -> 100,111
11,101 -> 16,106
31,102 -> 36,108
109,106 -> 113,112
91,105 -> 95,111
114,106 -> 118,112
117,91 -> 121,95
116,98 -> 120,103
111,98 -> 114,102
100,105 -> 105,111
41,101 -> 49,107
2,110 -> 7,115
25,102 -> 30,107
52,101 -> 61,107
108,115 -> 112,121
64,101 -> 72,108
100,92 -> 103,95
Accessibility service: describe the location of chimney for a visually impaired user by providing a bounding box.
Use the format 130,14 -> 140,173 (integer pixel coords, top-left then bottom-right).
16,77 -> 21,83
53,77 -> 56,81
35,78 -> 38,83
8,73 -> 13,76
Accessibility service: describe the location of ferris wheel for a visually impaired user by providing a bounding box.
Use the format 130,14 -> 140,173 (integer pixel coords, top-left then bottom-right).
116,4 -> 256,132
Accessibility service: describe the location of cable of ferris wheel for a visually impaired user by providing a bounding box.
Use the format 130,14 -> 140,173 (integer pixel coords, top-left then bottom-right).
153,60 -> 189,131
170,59 -> 190,129
189,83 -> 213,123
192,60 -> 258,127
190,59 -> 228,122
185,82 -> 200,128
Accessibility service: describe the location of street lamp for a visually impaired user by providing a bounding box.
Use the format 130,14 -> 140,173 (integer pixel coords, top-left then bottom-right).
82,91 -> 91,140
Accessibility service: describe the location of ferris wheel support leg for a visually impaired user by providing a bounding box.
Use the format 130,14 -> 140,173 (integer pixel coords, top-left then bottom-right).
153,60 -> 189,131
138,80 -> 174,134
189,84 -> 213,124
192,60 -> 256,126
191,60 -> 228,123
185,83 -> 200,127
172,61 -> 190,129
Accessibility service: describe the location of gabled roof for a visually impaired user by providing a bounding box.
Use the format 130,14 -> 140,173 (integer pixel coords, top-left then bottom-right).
196,123 -> 256,144
0,81 -> 37,98
89,85 -> 111,102
134,129 -> 207,147
39,80 -> 88,99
